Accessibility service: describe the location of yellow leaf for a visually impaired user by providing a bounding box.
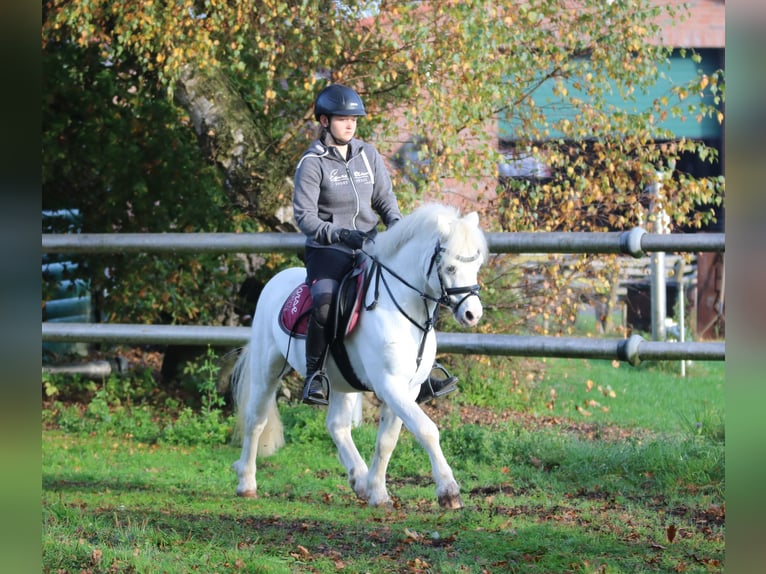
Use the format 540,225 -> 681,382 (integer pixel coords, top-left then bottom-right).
576,405 -> 592,417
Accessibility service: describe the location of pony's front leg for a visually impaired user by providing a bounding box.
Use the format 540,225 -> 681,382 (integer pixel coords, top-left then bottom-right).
381,393 -> 463,509
326,392 -> 369,501
365,402 -> 404,508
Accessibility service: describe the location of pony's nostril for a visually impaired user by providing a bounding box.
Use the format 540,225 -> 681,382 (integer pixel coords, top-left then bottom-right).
465,311 -> 474,323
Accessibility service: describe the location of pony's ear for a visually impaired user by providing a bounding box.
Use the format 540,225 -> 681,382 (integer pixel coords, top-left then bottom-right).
463,211 -> 479,227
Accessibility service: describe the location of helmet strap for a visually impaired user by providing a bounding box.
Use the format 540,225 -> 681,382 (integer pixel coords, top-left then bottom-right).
330,132 -> 350,146
321,117 -> 351,147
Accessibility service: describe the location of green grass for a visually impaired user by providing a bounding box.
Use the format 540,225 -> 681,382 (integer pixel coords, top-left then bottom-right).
536,358 -> 724,433
43,423 -> 724,573
453,354 -> 724,434
42,353 -> 724,573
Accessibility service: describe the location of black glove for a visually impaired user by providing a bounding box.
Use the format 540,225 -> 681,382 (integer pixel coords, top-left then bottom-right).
337,228 -> 368,250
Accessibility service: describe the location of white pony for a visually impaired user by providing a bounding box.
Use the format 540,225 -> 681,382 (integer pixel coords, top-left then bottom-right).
230,204 -> 488,508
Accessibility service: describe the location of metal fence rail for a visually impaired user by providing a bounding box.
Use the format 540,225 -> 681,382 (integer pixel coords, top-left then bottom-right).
42,227 -> 725,257
42,322 -> 725,366
41,226 -> 726,364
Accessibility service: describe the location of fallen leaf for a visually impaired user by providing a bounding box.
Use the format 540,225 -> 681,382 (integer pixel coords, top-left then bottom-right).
404,527 -> 421,540
90,549 -> 103,565
667,524 -> 677,543
576,405 -> 592,417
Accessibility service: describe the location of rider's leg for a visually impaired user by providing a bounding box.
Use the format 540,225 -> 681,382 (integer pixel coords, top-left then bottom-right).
416,362 -> 459,404
302,279 -> 336,406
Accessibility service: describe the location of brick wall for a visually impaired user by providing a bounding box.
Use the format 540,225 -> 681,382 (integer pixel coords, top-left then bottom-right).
660,0 -> 725,48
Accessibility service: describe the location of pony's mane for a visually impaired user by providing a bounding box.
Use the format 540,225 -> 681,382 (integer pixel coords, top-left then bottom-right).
372,203 -> 487,262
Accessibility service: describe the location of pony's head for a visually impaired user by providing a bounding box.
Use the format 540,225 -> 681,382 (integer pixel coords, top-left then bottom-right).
372,204 -> 487,328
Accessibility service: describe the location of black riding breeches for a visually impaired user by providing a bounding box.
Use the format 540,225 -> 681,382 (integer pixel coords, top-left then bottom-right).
305,245 -> 357,326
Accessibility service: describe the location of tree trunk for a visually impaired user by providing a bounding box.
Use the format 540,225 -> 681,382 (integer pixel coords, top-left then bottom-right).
173,65 -> 296,230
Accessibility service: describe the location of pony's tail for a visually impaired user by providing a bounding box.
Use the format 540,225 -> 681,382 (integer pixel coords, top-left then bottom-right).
257,398 -> 285,457
230,346 -> 250,444
230,344 -> 285,457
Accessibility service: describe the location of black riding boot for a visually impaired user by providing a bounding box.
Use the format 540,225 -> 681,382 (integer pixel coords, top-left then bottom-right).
416,362 -> 459,404
302,315 -> 330,406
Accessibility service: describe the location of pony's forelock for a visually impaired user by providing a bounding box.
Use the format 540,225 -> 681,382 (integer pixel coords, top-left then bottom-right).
443,212 -> 488,264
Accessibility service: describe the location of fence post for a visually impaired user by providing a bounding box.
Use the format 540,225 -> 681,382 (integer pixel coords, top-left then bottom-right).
647,173 -> 670,342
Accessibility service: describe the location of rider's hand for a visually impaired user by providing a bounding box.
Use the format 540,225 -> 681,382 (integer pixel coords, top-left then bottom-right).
337,228 -> 368,250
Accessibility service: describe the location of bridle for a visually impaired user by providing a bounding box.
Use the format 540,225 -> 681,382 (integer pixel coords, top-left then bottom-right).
425,243 -> 482,311
361,241 -> 482,370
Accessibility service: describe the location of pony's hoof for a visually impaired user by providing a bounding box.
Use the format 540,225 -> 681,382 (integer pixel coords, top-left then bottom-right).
438,493 -> 464,509
369,499 -> 394,511
368,495 -> 393,509
236,489 -> 258,499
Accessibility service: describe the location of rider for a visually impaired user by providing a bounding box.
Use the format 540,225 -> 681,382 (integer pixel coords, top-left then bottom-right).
293,83 -> 458,406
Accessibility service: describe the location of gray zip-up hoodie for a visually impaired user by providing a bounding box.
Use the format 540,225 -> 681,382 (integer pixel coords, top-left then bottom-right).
293,138 -> 402,248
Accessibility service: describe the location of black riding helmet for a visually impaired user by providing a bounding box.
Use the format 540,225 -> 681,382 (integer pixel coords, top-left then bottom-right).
314,84 -> 366,121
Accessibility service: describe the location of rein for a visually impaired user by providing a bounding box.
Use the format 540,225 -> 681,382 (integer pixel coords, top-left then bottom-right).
361,242 -> 481,370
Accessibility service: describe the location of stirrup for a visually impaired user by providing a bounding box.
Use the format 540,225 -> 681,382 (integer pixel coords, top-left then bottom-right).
302,370 -> 329,406
416,363 -> 458,404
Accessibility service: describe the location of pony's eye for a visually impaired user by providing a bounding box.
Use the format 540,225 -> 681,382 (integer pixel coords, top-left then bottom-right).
445,265 -> 457,275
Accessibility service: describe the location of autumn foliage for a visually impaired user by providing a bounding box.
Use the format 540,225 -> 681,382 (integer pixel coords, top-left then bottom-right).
42,1 -> 724,330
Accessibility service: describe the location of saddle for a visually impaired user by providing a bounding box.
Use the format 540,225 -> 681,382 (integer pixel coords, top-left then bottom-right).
279,264 -> 366,338
278,264 -> 369,391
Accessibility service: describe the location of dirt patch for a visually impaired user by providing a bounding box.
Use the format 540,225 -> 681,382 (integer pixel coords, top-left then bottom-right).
419,401 -> 652,442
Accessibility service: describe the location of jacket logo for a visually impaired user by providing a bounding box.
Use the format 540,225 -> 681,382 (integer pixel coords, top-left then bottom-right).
329,169 -> 349,184
328,168 -> 371,185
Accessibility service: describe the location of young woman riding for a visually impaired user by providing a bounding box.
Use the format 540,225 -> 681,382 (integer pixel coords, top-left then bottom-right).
293,83 -> 458,405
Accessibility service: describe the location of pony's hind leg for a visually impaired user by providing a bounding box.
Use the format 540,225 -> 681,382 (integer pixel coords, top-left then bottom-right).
326,392 -> 370,501
231,345 -> 285,498
233,398 -> 275,498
